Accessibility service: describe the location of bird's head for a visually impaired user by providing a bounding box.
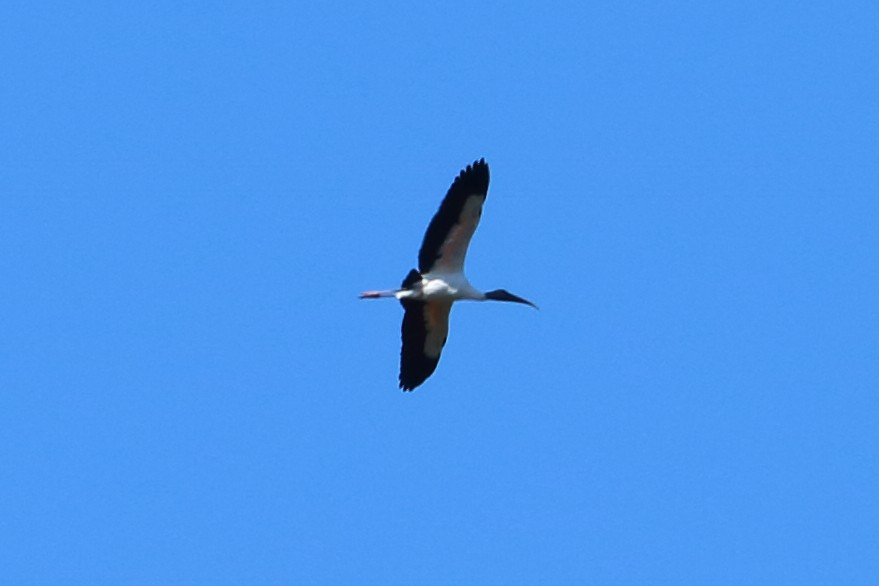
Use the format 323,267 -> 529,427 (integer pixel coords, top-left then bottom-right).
484,289 -> 538,309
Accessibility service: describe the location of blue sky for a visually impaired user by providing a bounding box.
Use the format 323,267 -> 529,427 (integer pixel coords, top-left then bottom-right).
2,1 -> 877,583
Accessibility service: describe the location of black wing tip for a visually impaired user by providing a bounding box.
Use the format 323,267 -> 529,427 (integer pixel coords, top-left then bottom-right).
398,353 -> 438,391
455,158 -> 489,193
467,157 -> 487,170
398,372 -> 425,391
398,363 -> 437,391
399,371 -> 432,391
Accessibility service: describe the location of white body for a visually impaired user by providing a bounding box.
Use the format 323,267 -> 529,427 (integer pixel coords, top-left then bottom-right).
396,271 -> 483,302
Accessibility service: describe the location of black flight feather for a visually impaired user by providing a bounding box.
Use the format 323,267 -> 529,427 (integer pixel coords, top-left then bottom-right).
417,159 -> 489,273
398,269 -> 436,390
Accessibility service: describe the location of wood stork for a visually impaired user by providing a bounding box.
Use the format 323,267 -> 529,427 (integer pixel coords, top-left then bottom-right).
360,158 -> 537,391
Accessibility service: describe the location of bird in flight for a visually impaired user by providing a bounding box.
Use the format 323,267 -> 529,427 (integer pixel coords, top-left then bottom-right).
360,158 -> 537,391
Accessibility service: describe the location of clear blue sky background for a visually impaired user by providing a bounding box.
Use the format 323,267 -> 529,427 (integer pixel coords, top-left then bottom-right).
2,1 -> 877,584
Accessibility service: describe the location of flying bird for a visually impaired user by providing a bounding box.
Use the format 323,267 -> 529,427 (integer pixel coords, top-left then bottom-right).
360,158 -> 537,391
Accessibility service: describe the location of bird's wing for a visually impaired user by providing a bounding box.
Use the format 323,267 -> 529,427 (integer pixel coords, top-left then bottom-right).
399,299 -> 452,391
418,159 -> 489,274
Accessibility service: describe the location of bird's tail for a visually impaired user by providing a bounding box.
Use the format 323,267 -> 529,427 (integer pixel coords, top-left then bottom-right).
359,269 -> 421,300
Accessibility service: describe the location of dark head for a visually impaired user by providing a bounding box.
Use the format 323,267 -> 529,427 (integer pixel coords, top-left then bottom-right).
484,289 -> 538,309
